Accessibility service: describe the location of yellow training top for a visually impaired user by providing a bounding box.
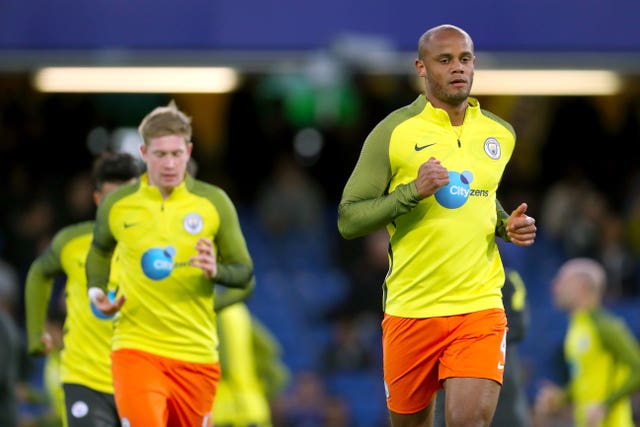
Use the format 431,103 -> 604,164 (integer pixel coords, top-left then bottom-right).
565,309 -> 640,427
25,221 -> 116,393
86,173 -> 254,364
338,95 -> 514,318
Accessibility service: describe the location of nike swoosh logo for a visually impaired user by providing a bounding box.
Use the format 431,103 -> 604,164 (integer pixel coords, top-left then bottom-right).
414,143 -> 436,151
497,362 -> 504,370
123,222 -> 140,229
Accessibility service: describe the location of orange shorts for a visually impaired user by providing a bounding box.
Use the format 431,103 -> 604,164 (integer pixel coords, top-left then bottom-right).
111,348 -> 221,427
382,308 -> 507,414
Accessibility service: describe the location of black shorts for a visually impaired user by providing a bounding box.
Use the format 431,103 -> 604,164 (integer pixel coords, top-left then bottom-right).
63,383 -> 120,427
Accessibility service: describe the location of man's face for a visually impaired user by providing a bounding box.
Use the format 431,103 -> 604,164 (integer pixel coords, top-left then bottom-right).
551,266 -> 583,311
416,29 -> 475,107
140,134 -> 192,195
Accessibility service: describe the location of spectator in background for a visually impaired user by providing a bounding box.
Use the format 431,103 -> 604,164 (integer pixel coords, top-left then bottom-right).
539,166 -> 606,258
597,213 -> 639,299
272,371 -> 351,427
321,314 -> 377,375
256,152 -> 326,237
24,151 -> 140,427
255,152 -> 330,271
335,228 -> 390,318
3,197 -> 57,328
535,258 -> 640,427
0,258 -> 22,427
624,168 -> 640,259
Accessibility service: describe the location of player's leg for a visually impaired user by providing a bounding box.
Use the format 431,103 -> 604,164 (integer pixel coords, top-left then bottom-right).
442,377 -> 501,427
439,308 -> 507,427
389,400 -> 435,427
111,348 -> 169,426
383,314 -> 447,427
166,359 -> 220,427
62,384 -> 120,427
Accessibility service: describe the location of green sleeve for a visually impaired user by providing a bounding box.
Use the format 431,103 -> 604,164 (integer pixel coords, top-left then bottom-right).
495,199 -> 511,241
337,119 -> 421,240
24,248 -> 60,355
207,186 -> 254,288
24,223 -> 93,355
594,311 -> 640,408
214,278 -> 255,312
86,199 -> 117,293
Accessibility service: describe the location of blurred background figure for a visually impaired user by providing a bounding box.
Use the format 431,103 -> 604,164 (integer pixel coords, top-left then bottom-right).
534,258 -> 640,427
24,151 -> 140,427
212,299 -> 291,427
272,370 -> 351,427
0,258 -> 23,427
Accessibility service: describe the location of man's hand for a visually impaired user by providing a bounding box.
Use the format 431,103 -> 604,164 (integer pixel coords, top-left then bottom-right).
88,287 -> 125,316
415,157 -> 450,199
586,403 -> 606,427
190,237 -> 217,280
506,202 -> 536,246
40,332 -> 53,355
534,381 -> 564,415
28,332 -> 53,356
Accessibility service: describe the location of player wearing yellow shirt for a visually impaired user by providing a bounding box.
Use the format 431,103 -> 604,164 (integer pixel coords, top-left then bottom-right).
213,298 -> 290,427
25,152 -> 140,427
535,258 -> 640,427
86,101 -> 254,427
338,25 -> 537,427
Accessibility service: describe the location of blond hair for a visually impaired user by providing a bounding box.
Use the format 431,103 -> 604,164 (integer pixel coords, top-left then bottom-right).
138,100 -> 192,146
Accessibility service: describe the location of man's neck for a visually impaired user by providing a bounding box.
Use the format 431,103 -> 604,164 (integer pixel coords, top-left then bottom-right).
426,95 -> 468,126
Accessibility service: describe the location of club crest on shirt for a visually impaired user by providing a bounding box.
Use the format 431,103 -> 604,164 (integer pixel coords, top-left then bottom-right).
484,137 -> 501,160
183,213 -> 203,234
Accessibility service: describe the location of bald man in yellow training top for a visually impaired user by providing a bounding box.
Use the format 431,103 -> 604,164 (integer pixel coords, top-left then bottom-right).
536,258 -> 640,427
338,24 -> 537,427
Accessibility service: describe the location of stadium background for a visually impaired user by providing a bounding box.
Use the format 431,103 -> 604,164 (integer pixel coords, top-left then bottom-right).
2,0 -> 640,425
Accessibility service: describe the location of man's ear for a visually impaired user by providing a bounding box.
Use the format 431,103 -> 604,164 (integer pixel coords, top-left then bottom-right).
415,59 -> 427,78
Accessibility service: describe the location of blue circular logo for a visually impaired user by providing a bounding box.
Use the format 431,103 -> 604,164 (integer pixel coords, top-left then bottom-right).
434,170 -> 473,209
141,246 -> 176,280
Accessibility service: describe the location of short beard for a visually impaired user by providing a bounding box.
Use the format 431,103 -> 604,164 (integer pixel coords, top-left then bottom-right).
427,76 -> 473,107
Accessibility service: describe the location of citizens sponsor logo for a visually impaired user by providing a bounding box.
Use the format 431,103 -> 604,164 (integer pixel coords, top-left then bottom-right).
414,143 -> 436,151
434,170 -> 489,209
141,246 -> 176,280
